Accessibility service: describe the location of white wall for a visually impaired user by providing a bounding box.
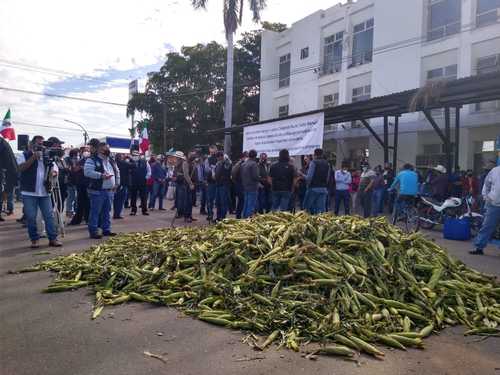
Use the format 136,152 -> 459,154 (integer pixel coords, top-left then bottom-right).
259,0 -> 500,169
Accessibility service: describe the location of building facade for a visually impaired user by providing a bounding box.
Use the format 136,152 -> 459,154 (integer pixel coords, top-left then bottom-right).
259,0 -> 500,172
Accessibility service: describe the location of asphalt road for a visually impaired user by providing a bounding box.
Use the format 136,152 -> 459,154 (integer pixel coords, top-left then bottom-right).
1,208 -> 500,375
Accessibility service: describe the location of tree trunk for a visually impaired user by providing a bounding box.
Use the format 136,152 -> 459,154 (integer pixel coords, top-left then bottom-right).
224,32 -> 234,156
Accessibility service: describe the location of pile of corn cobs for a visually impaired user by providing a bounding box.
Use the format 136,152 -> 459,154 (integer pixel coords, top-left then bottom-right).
27,212 -> 500,358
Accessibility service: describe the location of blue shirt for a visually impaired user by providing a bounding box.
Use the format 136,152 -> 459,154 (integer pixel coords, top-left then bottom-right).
390,169 -> 418,196
335,170 -> 352,191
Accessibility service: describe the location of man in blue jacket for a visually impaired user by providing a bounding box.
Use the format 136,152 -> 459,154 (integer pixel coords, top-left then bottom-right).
389,163 -> 419,220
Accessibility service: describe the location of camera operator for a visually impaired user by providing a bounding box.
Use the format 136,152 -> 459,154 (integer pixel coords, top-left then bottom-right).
16,135 -> 63,248
84,141 -> 120,239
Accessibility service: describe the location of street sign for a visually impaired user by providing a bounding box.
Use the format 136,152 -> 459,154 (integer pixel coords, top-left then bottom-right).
129,80 -> 138,100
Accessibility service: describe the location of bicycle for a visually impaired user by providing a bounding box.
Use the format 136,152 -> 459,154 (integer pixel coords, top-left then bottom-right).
391,194 -> 419,233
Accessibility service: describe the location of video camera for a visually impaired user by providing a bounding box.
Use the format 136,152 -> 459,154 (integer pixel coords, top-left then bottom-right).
32,140 -> 65,162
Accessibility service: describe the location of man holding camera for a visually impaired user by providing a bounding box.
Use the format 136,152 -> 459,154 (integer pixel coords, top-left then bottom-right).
84,141 -> 120,239
17,135 -> 62,248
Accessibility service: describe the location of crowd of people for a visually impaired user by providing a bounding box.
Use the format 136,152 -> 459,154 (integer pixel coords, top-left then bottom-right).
1,134 -> 499,251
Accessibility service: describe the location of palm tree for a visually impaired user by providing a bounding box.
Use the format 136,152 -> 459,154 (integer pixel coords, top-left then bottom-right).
191,0 -> 267,155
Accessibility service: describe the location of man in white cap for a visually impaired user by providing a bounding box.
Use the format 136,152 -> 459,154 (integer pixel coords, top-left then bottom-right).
471,163 -> 500,255
430,165 -> 449,202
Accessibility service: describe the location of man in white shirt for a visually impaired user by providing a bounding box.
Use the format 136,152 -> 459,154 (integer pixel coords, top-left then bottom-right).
471,164 -> 500,255
17,135 -> 62,248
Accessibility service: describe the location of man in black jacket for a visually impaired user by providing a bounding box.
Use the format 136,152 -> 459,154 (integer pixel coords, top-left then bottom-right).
113,153 -> 130,219
129,151 -> 151,216
0,136 -> 18,222
214,151 -> 232,221
204,145 -> 218,221
303,148 -> 330,214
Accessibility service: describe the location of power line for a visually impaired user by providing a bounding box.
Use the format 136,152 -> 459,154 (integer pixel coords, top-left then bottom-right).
15,120 -> 130,138
2,19 -> 498,106
0,86 -> 128,107
0,58 -> 117,84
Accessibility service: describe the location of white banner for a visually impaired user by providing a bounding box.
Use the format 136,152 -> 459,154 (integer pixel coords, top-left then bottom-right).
243,112 -> 324,157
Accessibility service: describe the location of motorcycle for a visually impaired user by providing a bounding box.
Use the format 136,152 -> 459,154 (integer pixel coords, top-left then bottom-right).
458,195 -> 484,236
417,195 -> 483,235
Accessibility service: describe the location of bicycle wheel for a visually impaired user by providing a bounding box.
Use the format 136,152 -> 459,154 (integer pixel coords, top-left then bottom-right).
404,206 -> 419,233
417,206 -> 436,230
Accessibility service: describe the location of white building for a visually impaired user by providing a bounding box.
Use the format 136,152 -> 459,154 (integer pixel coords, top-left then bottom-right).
259,0 -> 500,171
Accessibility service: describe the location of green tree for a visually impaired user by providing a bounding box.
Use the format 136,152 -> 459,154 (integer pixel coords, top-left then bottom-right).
190,0 -> 267,155
127,23 -> 287,155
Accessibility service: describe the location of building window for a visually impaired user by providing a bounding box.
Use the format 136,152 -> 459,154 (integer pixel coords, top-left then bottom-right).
279,53 -> 291,88
278,105 -> 289,118
352,85 -> 371,103
475,54 -> 500,111
351,85 -> 371,128
323,93 -> 339,108
351,19 -> 374,67
477,0 -> 500,27
426,64 -> 458,81
300,47 -> 309,60
427,0 -> 461,41
323,32 -> 344,75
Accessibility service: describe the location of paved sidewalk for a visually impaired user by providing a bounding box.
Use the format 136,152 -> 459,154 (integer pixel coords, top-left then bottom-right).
1,208 -> 499,375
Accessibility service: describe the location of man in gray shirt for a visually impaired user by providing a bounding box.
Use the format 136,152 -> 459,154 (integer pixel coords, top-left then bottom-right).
84,141 -> 120,239
240,149 -> 260,218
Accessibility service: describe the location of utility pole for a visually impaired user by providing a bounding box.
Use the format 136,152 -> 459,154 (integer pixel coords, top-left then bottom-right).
163,103 -> 167,153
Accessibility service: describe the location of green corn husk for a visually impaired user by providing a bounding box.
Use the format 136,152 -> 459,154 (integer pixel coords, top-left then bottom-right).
31,212 -> 500,359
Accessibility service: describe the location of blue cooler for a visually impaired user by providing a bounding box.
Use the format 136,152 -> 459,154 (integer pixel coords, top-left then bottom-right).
443,217 -> 471,241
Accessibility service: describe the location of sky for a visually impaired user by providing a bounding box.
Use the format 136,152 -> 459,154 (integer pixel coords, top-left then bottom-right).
0,0 -> 341,149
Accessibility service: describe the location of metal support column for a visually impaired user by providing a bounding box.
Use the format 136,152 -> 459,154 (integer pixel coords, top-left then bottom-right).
454,106 -> 460,172
393,116 -> 399,169
383,116 -> 389,164
444,107 -> 452,176
360,119 -> 385,148
423,110 -> 446,143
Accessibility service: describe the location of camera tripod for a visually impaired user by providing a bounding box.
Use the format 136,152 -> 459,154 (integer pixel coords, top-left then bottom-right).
44,160 -> 65,238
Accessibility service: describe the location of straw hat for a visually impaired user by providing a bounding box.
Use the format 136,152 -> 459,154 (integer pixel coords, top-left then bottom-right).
173,151 -> 186,160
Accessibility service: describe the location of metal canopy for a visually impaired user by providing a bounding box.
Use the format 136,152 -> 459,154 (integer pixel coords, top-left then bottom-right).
211,70 -> 500,133
323,70 -> 500,124
210,71 -> 500,173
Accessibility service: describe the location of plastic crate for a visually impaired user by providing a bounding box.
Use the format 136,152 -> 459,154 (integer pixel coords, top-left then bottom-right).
443,217 -> 471,241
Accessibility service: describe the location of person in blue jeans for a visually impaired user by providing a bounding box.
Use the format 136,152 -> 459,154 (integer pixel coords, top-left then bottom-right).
17,135 -> 62,248
334,162 -> 352,215
113,154 -> 130,219
304,148 -> 330,215
471,165 -> 500,255
204,145 -> 218,221
241,150 -> 260,218
84,141 -> 120,239
269,149 -> 297,212
214,151 -> 232,221
371,165 -> 385,216
149,157 -> 167,210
